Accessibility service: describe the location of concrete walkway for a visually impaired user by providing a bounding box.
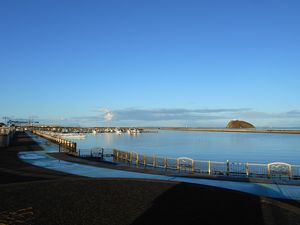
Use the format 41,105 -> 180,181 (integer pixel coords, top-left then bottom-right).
19,133 -> 300,200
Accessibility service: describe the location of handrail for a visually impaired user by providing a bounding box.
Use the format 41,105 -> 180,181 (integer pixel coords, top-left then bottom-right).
112,148 -> 300,181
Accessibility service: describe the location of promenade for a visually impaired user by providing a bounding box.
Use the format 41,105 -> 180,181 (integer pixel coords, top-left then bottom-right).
19,135 -> 300,200
1,132 -> 300,225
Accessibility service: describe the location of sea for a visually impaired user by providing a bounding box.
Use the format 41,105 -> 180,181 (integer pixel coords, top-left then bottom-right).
72,130 -> 300,165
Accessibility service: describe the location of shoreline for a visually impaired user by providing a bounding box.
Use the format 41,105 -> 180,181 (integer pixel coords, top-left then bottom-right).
160,127 -> 300,134
2,132 -> 300,224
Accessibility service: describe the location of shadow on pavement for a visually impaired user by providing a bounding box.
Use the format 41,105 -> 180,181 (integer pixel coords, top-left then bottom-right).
131,182 -> 300,225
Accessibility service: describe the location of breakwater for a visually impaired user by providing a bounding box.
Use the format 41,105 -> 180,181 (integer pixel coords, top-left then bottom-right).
32,130 -> 77,155
161,127 -> 300,134
113,149 -> 300,181
24,126 -> 144,134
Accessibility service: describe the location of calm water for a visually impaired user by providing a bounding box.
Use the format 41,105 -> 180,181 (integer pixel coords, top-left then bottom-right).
73,130 -> 300,164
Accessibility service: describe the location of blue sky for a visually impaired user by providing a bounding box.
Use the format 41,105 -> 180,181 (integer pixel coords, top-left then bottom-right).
1,0 -> 300,127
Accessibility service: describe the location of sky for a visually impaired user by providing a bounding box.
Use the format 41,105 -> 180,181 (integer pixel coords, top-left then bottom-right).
0,0 -> 300,127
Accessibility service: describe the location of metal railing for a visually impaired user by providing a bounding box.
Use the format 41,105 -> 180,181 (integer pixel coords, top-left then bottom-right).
113,149 -> 300,180
77,147 -> 105,158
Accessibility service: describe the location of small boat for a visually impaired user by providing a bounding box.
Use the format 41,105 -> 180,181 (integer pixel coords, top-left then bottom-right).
58,133 -> 86,139
127,128 -> 140,135
115,130 -> 122,135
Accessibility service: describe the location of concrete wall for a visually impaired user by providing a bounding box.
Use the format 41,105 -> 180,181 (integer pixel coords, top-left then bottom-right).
0,135 -> 10,147
0,127 -> 15,147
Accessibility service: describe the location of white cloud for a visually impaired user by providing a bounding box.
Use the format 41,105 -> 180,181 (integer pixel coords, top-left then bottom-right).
106,108 -> 249,121
98,108 -> 114,121
38,108 -> 300,127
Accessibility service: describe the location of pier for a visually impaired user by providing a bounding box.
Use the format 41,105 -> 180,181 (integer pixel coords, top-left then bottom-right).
32,130 -> 77,155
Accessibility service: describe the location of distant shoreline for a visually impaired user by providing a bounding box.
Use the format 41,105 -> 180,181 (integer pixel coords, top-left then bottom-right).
159,127 -> 300,134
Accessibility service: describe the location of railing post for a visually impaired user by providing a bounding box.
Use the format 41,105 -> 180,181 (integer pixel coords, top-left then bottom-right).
164,157 -> 167,170
289,165 -> 292,180
208,161 -> 211,175
136,154 -> 139,167
246,163 -> 249,177
267,164 -> 271,178
198,161 -> 201,174
191,160 -> 195,173
130,152 -> 133,164
177,158 -> 180,171
143,154 -> 146,167
101,148 -> 104,159
153,155 -> 156,167
226,160 -> 230,176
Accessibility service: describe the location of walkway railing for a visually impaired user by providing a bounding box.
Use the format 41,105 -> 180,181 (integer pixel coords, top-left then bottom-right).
32,130 -> 77,155
113,149 -> 300,180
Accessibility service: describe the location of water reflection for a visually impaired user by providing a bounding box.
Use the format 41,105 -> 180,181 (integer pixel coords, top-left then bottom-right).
103,133 -> 113,146
73,131 -> 300,164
